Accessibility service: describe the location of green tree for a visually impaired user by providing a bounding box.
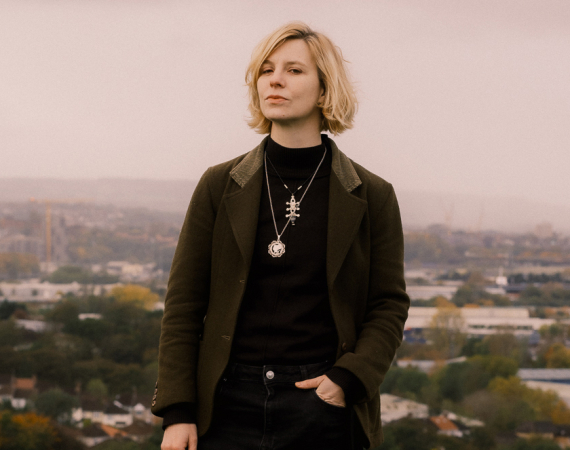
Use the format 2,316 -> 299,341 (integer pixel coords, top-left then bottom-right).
47,265 -> 91,284
0,300 -> 18,320
380,366 -> 430,400
84,439 -> 140,450
45,300 -> 79,326
86,378 -> 109,401
28,347 -> 73,386
0,320 -> 24,347
376,418 -> 438,450
35,389 -> 78,423
0,345 -> 21,374
509,437 -> 561,450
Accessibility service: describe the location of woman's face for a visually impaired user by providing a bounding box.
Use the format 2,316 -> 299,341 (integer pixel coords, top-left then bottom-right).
257,39 -> 324,129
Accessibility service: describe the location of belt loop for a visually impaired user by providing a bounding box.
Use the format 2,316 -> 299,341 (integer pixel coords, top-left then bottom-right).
300,364 -> 308,381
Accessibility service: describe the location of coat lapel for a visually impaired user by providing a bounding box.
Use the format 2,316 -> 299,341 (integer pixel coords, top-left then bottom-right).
326,138 -> 367,288
225,135 -> 367,286
224,168 -> 263,269
224,137 -> 267,269
326,170 -> 367,288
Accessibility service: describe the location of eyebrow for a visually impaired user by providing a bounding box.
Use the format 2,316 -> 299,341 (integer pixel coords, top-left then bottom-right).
261,60 -> 308,68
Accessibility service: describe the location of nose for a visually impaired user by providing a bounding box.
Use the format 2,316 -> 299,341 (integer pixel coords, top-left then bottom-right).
269,69 -> 285,88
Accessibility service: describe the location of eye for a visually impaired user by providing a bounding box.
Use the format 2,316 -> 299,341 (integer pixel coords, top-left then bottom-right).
261,68 -> 273,75
289,69 -> 302,74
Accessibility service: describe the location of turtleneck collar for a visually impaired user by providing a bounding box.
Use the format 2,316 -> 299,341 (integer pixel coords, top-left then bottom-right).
265,134 -> 332,179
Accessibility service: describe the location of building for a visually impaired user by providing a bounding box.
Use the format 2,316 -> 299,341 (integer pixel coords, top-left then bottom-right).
380,394 -> 429,423
405,307 -> 554,337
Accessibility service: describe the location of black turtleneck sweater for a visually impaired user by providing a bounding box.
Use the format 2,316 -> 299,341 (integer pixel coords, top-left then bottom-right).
231,134 -> 336,364
161,134 -> 365,429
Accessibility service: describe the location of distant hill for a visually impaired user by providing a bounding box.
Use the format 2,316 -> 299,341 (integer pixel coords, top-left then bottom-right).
0,178 -> 197,213
1,178 -> 569,234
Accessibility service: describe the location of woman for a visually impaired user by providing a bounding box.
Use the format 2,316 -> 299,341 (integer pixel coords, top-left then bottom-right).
153,22 -> 409,450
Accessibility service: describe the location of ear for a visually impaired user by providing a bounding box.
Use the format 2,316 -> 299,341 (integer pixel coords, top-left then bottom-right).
317,83 -> 326,105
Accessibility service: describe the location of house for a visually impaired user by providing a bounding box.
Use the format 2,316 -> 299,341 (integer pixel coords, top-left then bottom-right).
0,374 -> 13,405
121,419 -> 155,442
429,415 -> 463,438
10,375 -> 37,409
516,421 -> 557,440
380,394 -> 429,423
115,391 -> 154,424
78,424 -> 109,447
74,397 -> 106,424
103,402 -> 133,428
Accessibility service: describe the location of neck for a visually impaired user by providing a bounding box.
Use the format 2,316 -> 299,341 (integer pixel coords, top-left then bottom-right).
269,117 -> 322,148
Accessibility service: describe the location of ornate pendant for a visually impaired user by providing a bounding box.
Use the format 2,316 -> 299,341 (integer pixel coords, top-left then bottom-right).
268,240 -> 286,258
286,195 -> 300,225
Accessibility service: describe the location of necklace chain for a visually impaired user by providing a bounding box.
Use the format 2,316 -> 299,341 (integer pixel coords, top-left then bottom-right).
265,154 -> 313,196
264,147 -> 327,257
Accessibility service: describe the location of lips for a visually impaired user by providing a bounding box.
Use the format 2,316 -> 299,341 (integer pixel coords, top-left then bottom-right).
267,95 -> 286,100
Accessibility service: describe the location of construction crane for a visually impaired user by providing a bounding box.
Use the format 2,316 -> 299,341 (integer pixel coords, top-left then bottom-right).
29,198 -> 92,265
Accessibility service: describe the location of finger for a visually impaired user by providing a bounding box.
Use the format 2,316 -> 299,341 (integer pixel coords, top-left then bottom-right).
295,375 -> 325,389
189,435 -> 198,450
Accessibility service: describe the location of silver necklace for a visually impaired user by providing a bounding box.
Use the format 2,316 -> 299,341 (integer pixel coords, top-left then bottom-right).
264,148 -> 327,258
265,155 -> 314,226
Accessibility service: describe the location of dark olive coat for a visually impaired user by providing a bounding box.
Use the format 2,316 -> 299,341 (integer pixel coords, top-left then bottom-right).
151,136 -> 410,448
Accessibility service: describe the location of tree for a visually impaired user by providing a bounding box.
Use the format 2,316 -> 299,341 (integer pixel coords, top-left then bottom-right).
0,411 -> 58,450
88,439 -> 140,450
0,253 -> 40,279
28,347 -> 73,386
462,389 -> 534,432
35,389 -> 78,423
376,418 -> 438,450
380,366 -> 430,400
509,437 -> 561,450
427,304 -> 465,359
110,285 -> 159,310
0,320 -> 25,347
45,300 -> 79,326
489,376 -> 570,424
85,378 -> 108,401
484,333 -> 523,361
0,300 -> 20,320
544,343 -> 570,368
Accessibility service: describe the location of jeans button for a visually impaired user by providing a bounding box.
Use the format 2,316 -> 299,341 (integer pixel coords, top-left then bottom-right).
266,370 -> 275,380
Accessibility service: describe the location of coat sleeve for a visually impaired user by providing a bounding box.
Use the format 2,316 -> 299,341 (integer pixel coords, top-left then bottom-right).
152,167 -> 215,417
333,183 -> 410,403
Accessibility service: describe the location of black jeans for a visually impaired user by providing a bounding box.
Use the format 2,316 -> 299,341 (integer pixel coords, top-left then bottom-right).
198,361 -> 355,450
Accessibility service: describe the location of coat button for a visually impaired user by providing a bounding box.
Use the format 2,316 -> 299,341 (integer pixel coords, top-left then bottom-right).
266,370 -> 275,380
342,342 -> 348,351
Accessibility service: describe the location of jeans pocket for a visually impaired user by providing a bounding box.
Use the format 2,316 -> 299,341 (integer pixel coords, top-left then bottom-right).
311,388 -> 347,411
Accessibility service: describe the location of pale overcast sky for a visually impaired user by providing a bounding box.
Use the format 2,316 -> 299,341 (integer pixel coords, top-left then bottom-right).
1,0 -> 569,207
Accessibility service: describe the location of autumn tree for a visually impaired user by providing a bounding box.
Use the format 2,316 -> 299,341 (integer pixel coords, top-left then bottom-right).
489,376 -> 570,424
0,411 -> 58,450
110,284 -> 159,310
544,343 -> 570,368
427,303 -> 466,359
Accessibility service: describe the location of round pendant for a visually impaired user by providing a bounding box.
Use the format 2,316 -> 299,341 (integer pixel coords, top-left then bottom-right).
268,240 -> 286,258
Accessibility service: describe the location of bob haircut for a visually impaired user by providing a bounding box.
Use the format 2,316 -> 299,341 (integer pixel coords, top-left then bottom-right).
246,22 -> 358,136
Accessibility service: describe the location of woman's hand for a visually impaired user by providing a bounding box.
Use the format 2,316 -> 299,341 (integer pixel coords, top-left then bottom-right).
161,423 -> 197,450
295,375 -> 346,407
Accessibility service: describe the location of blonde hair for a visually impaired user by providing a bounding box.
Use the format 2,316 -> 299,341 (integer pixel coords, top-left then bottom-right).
245,22 -> 358,136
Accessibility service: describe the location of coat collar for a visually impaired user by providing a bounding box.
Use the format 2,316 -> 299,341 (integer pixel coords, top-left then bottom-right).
230,135 -> 362,193
225,135 -> 367,288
